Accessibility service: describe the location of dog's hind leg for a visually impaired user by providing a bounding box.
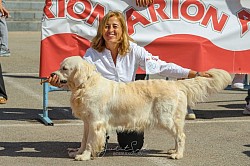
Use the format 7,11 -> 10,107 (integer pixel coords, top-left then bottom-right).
155,98 -> 185,159
161,100 -> 186,159
167,107 -> 186,159
169,121 -> 186,159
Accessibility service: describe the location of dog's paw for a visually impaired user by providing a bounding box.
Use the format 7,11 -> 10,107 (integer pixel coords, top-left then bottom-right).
167,149 -> 177,154
74,151 -> 91,161
169,153 -> 183,160
67,148 -> 79,158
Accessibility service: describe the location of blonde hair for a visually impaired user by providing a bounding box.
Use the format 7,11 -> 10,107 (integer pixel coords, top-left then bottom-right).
91,11 -> 134,56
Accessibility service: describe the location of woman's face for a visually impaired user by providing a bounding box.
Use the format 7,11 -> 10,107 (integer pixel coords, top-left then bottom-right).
103,16 -> 123,46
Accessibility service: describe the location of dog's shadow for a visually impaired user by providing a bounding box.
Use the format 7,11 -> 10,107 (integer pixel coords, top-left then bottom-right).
0,141 -> 169,159
101,143 -> 169,158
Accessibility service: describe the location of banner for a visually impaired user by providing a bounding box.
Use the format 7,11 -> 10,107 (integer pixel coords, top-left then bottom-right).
39,0 -> 250,77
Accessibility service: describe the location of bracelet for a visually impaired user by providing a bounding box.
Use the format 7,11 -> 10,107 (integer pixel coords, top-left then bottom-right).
195,72 -> 200,77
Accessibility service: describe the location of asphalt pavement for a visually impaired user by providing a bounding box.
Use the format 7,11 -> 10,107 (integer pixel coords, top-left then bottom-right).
0,31 -> 249,166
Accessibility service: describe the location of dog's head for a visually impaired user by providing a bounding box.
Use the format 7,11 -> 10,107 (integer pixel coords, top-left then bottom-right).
52,56 -> 97,89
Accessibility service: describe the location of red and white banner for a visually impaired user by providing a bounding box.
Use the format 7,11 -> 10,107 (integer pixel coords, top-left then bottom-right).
40,0 -> 250,78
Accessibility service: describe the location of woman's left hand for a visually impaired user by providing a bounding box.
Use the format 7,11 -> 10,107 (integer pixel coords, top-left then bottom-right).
188,70 -> 212,78
198,71 -> 212,78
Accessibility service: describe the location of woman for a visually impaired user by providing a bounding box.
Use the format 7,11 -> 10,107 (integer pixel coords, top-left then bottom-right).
0,0 -> 11,57
48,11 -> 211,153
0,63 -> 7,104
0,0 -> 9,104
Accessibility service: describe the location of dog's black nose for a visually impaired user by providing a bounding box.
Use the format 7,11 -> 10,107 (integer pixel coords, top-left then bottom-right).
50,73 -> 56,77
60,80 -> 67,84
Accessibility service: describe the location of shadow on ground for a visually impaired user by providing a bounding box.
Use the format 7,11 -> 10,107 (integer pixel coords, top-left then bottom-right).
194,103 -> 245,119
0,142 -> 168,159
0,141 -> 80,158
1,103 -> 247,122
243,145 -> 250,157
0,107 -> 76,123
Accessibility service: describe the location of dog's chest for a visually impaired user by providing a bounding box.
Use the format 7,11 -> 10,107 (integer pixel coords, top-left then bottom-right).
71,104 -> 90,119
70,96 -> 90,119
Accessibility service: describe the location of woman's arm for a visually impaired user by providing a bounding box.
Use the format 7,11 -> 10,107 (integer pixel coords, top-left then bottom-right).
187,70 -> 211,78
134,43 -> 211,79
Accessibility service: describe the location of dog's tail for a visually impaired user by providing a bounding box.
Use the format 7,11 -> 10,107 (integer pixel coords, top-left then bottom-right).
178,69 -> 232,107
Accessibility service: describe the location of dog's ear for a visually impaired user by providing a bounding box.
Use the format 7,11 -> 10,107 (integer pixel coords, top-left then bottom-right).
73,60 -> 96,87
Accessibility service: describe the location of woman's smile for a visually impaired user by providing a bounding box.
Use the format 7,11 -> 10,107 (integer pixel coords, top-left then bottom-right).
103,16 -> 122,45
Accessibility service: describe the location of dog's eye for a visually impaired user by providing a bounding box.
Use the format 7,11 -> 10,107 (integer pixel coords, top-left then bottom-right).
62,66 -> 68,71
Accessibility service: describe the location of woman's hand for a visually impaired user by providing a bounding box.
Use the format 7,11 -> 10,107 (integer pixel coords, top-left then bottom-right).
188,70 -> 212,78
0,5 -> 10,18
47,74 -> 62,87
197,71 -> 212,78
136,0 -> 154,7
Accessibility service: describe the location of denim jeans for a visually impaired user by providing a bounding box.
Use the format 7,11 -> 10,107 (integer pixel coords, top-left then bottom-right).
0,0 -> 9,51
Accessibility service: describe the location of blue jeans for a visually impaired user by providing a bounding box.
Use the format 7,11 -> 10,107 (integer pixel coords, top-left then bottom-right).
0,0 -> 9,51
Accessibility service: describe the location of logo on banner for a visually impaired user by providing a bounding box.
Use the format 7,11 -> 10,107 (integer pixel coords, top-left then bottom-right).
145,56 -> 161,74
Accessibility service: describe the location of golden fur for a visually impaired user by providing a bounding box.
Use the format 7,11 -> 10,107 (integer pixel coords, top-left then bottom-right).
52,56 -> 232,161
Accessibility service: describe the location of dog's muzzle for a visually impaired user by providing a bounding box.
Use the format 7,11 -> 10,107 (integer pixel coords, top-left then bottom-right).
50,73 -> 56,77
50,73 -> 67,84
60,80 -> 67,84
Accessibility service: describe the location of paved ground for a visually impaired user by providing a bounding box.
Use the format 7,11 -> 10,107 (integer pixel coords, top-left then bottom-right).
0,32 -> 249,166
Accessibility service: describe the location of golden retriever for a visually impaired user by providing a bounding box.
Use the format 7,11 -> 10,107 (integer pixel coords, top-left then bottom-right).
52,56 -> 231,161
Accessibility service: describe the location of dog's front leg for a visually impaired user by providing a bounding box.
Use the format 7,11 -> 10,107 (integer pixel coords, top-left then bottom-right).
68,121 -> 89,158
74,123 -> 96,161
74,122 -> 106,161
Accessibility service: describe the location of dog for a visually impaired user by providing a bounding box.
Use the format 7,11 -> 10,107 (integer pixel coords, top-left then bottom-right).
51,56 -> 231,161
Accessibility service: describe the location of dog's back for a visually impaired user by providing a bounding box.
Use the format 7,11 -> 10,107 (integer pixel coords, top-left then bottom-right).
108,69 -> 231,130
114,68 -> 231,107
